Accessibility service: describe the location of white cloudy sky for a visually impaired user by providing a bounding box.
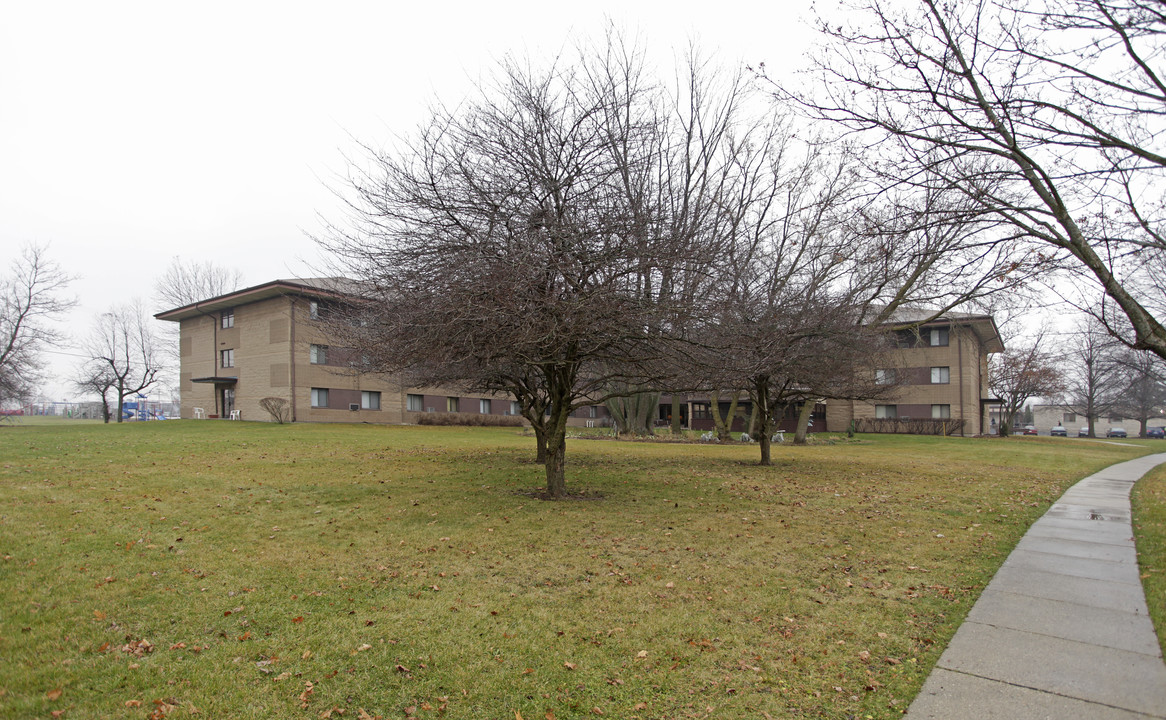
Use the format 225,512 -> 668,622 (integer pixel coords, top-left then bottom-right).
2,1 -> 820,400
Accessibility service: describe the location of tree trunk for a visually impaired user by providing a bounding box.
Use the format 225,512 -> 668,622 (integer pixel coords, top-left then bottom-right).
534,424 -> 548,464
543,380 -> 573,498
711,390 -> 742,442
115,385 -> 125,423
753,379 -> 772,466
545,431 -> 567,497
671,395 -> 682,435
793,399 -> 815,445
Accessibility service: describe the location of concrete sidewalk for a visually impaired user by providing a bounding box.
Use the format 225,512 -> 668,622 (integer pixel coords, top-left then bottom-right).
906,452 -> 1166,720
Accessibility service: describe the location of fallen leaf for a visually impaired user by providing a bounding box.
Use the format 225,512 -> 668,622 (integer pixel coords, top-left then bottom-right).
515,712 -> 524,720
51,711 -> 65,719
93,610 -> 106,620
292,616 -> 304,624
302,649 -> 312,660
395,663 -> 409,673
356,643 -> 372,652
545,712 -> 557,720
563,661 -> 576,670
46,689 -> 63,701
635,650 -> 648,658
633,703 -> 648,711
125,700 -> 142,708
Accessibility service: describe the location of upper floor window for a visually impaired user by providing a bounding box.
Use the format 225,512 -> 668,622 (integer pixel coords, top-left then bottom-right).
220,349 -> 234,368
875,369 -> 896,385
309,301 -> 319,320
1063,412 -> 1077,423
931,366 -> 950,384
221,308 -> 234,328
929,327 -> 949,347
309,344 -> 328,364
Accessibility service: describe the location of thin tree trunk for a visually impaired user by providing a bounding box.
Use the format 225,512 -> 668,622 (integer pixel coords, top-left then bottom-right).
793,399 -> 815,445
534,424 -> 548,464
671,395 -> 682,435
754,379 -> 772,466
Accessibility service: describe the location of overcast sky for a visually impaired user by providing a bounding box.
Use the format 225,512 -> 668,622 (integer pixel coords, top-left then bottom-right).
2,1 -> 820,401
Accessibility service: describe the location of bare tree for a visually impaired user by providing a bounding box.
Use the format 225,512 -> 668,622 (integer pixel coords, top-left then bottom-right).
73,365 -> 117,423
796,0 -> 1166,359
321,37 -> 741,497
1061,317 -> 1125,436
154,258 -> 243,311
0,244 -> 74,408
1113,348 -> 1166,436
80,302 -> 162,423
989,339 -> 1065,436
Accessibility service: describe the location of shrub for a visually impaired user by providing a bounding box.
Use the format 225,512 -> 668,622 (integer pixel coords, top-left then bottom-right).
414,411 -> 523,427
259,396 -> 291,424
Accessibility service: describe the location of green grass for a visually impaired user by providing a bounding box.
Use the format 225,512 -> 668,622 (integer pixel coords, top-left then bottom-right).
1133,457 -> 1166,660
0,422 -> 1157,720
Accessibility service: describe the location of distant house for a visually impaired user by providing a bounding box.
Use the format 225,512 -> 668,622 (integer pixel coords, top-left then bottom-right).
158,280 -> 1002,435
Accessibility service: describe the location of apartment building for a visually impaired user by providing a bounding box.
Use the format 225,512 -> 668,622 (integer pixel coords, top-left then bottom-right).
159,281 -> 1002,435
155,278 -> 513,423
825,312 -> 1004,436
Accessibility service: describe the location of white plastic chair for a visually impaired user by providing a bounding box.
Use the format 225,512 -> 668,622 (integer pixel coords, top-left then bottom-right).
229,410 -> 241,420
193,408 -> 205,419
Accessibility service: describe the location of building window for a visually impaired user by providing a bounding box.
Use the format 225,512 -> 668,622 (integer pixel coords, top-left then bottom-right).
447,397 -> 459,413
479,398 -> 492,414
510,401 -> 521,415
309,344 -> 328,364
221,308 -> 234,328
876,404 -> 898,419
220,349 -> 234,368
931,366 -> 950,384
931,404 -> 951,419
588,406 -> 597,418
930,327 -> 949,346
875,369 -> 895,385
309,301 -> 319,320
691,402 -> 711,419
407,394 -> 424,412
1110,414 -> 1123,422
1064,412 -> 1077,423
361,391 -> 380,410
311,388 -> 329,408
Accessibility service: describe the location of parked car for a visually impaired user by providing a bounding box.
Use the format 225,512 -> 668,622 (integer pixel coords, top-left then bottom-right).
1106,427 -> 1128,438
1147,426 -> 1165,439
1023,426 -> 1038,436
1078,427 -> 1090,437
1050,426 -> 1067,436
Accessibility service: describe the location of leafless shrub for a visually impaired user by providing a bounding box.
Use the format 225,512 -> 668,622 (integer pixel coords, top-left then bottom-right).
414,412 -> 523,428
259,396 -> 290,424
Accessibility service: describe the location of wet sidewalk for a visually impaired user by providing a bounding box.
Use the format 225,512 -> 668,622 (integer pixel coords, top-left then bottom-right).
906,452 -> 1166,720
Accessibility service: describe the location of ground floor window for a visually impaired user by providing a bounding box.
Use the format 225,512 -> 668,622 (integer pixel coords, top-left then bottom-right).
479,398 -> 491,414
447,396 -> 459,412
311,388 -> 329,408
931,404 -> 951,419
407,394 -> 423,412
876,404 -> 897,419
362,391 -> 380,410
510,401 -> 521,415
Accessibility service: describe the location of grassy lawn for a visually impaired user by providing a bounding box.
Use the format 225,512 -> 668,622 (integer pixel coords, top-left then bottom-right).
0,421 -> 1158,720
1133,459 -> 1166,661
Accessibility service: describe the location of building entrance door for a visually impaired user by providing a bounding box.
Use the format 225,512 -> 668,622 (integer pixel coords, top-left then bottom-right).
221,387 -> 235,418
